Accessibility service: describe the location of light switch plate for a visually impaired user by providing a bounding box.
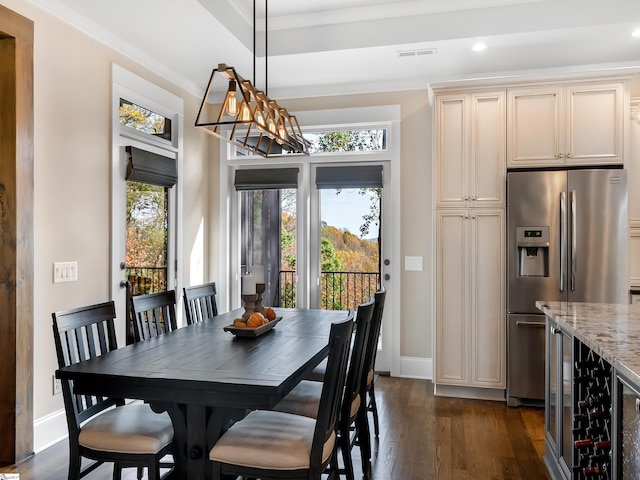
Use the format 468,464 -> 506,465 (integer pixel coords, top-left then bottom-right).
404,256 -> 423,271
53,261 -> 78,283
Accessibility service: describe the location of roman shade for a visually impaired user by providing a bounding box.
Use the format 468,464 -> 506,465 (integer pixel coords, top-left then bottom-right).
126,146 -> 177,188
234,168 -> 299,191
315,165 -> 383,189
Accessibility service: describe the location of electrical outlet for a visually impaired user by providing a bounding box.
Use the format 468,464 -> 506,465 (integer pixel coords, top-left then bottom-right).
52,375 -> 62,395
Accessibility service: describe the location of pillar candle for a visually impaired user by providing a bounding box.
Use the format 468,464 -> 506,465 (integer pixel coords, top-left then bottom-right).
253,265 -> 265,284
242,275 -> 256,295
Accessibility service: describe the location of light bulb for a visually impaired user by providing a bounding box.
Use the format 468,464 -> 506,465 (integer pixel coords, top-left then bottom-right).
277,123 -> 286,144
240,102 -> 252,122
225,80 -> 238,116
255,110 -> 265,130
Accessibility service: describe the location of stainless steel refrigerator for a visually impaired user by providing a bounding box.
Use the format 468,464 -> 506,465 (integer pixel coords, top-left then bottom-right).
506,169 -> 628,406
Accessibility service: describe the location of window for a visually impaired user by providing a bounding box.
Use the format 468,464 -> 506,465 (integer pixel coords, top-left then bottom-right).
306,128 -> 387,153
235,168 -> 299,307
126,182 -> 169,295
119,98 -> 172,141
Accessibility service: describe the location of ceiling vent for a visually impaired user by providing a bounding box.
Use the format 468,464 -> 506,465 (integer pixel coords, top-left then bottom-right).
397,48 -> 437,58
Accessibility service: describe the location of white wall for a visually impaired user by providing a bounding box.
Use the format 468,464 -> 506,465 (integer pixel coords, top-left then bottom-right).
1,0 -> 217,451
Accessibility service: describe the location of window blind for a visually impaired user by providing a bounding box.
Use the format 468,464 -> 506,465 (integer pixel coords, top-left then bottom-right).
234,168 -> 299,191
125,146 -> 177,187
315,165 -> 383,189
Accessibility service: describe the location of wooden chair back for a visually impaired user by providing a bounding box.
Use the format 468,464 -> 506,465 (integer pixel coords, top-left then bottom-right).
183,282 -> 218,325
130,290 -> 178,341
362,288 -> 386,385
52,301 -> 123,443
310,312 -> 354,470
342,298 -> 375,423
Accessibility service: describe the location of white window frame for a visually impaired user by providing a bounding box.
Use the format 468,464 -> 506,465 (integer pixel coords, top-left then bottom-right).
219,105 -> 401,376
111,65 -> 184,338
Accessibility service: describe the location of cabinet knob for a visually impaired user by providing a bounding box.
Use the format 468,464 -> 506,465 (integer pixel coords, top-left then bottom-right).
471,195 -> 476,201
552,327 -> 562,335
464,195 -> 469,201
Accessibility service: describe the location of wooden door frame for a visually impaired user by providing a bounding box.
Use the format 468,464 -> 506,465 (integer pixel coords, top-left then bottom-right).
0,4 -> 34,465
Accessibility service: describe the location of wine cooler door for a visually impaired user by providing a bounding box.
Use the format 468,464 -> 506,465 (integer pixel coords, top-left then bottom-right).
618,376 -> 640,479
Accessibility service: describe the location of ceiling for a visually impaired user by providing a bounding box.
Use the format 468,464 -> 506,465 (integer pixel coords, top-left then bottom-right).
28,0 -> 640,99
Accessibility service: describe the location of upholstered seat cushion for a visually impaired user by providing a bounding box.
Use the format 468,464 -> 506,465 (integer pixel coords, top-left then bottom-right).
79,404 -> 174,454
367,368 -> 374,387
306,358 -> 327,382
209,410 -> 336,470
274,380 -> 361,420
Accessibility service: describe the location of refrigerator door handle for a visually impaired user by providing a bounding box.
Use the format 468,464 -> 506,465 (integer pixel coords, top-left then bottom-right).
560,191 -> 566,292
570,190 -> 577,291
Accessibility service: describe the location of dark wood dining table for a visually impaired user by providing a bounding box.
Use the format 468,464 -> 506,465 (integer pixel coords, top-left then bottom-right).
56,307 -> 348,480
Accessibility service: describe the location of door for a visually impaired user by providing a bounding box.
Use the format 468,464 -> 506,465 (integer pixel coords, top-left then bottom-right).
507,314 -> 546,403
113,142 -> 178,342
313,163 -> 392,372
507,170 -> 567,313
111,71 -> 183,341
567,169 -> 628,303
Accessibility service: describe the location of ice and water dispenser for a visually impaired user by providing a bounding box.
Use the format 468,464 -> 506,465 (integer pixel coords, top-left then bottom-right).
515,226 -> 550,277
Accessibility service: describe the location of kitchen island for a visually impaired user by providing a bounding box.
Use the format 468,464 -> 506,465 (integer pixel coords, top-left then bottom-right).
535,301 -> 640,480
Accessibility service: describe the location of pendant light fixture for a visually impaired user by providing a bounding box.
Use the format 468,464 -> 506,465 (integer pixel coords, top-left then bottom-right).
195,0 -> 309,157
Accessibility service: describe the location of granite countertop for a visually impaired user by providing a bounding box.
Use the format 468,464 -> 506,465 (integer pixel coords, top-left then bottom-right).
535,301 -> 640,389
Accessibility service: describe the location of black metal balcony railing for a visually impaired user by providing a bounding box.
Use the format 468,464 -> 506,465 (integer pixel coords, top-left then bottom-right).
125,267 -> 378,311
126,266 -> 167,296
278,270 -> 380,310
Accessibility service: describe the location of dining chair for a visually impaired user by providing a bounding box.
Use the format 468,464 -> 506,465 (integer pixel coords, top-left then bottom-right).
182,281 -> 218,324
130,290 -> 178,341
209,312 -> 355,480
361,288 -> 386,439
273,298 -> 375,480
52,301 -> 174,480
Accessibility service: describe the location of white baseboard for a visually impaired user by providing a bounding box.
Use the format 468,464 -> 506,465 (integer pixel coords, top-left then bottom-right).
434,384 -> 506,402
34,408 -> 67,453
399,356 -> 432,379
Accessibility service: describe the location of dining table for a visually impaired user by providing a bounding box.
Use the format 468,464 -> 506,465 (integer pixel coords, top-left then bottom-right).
56,307 -> 349,480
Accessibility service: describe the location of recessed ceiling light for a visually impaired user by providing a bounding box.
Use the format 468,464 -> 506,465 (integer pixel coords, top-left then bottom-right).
633,28 -> 640,37
472,42 -> 487,52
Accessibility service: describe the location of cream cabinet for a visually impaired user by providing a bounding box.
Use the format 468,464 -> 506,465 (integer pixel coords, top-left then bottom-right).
435,209 -> 505,388
434,91 -> 506,207
507,82 -> 624,167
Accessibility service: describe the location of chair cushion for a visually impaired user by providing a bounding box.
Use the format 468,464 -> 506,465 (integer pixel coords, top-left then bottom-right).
274,381 -> 361,420
274,380 -> 322,418
209,410 -> 335,471
305,359 -> 327,382
367,368 -> 374,387
79,404 -> 174,454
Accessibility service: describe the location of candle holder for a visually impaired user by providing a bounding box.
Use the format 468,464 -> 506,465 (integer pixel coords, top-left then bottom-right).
255,283 -> 266,315
241,294 -> 258,320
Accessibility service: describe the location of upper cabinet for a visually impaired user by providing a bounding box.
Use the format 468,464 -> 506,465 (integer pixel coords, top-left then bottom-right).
435,91 -> 506,207
507,82 -> 624,167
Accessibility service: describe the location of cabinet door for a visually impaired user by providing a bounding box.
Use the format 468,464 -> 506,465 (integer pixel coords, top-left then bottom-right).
470,92 -> 506,206
435,95 -> 468,206
470,209 -> 505,387
507,87 -> 563,167
565,83 -> 623,165
435,210 -> 469,384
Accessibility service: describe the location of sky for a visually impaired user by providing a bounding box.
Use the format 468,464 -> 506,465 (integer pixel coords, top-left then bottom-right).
320,188 -> 376,238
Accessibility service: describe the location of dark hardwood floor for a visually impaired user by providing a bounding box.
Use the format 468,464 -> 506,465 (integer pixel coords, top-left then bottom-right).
1,377 -> 549,480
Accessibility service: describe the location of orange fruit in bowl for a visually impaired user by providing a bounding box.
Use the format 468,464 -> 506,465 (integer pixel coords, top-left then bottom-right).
233,318 -> 247,328
247,312 -> 267,328
265,307 -> 277,321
